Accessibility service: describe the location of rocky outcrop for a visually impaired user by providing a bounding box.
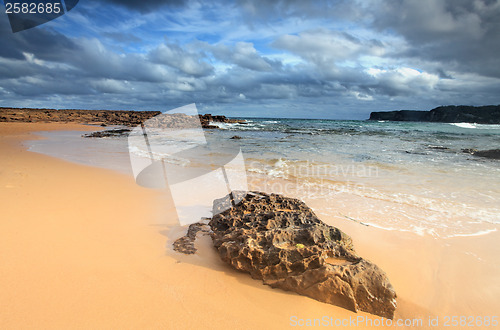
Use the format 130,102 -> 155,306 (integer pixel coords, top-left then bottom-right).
463,148 -> 500,160
369,105 -> 500,124
0,107 -> 244,128
199,114 -> 245,127
207,191 -> 397,319
0,107 -> 160,126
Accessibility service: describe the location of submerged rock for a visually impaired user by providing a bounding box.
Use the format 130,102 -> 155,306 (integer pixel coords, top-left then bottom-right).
474,149 -> 500,160
208,191 -> 397,319
428,145 -> 449,150
463,148 -> 500,160
83,128 -> 131,138
462,148 -> 478,154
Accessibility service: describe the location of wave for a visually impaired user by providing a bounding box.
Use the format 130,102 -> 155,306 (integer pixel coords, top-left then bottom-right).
245,157 -> 500,238
451,123 -> 477,129
208,121 -> 248,130
446,228 -> 498,238
450,122 -> 500,130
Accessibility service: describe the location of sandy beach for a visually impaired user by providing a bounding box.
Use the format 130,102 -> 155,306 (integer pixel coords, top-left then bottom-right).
1,122 -> 499,329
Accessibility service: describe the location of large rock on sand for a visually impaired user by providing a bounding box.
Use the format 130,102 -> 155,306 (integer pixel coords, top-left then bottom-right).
208,191 -> 397,319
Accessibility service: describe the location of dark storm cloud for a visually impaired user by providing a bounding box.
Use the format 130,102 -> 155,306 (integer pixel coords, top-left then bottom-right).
0,18 -> 77,61
0,30 -> 172,84
371,0 -> 500,78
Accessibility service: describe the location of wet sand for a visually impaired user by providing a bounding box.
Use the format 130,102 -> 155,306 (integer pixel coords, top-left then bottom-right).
1,122 -> 498,329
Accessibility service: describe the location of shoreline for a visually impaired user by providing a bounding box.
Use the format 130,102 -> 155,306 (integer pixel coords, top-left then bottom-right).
1,122 -> 498,328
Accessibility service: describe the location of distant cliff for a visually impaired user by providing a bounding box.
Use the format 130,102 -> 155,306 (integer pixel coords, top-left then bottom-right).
369,105 -> 500,124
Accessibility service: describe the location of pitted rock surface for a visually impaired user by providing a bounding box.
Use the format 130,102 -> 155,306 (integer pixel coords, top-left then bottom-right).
208,191 -> 397,319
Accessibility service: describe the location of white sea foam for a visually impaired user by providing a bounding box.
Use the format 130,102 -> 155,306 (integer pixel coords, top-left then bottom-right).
208,121 -> 251,130
451,122 -> 477,129
475,124 -> 500,129
208,121 -> 232,129
446,228 -> 498,238
450,122 -> 500,130
358,222 -> 407,232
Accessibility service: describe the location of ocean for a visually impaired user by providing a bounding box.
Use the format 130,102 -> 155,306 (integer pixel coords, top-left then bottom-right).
27,118 -> 500,239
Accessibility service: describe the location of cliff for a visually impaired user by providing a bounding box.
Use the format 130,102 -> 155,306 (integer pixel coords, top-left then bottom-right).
369,110 -> 430,122
369,105 -> 500,124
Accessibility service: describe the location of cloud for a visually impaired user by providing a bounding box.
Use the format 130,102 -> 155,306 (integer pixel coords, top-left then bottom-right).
0,19 -> 77,61
68,38 -> 174,83
365,67 -> 439,96
272,29 -> 386,80
236,0 -> 363,23
149,42 -> 214,76
200,41 -> 279,71
370,0 -> 500,78
371,0 -> 488,43
90,79 -> 133,94
101,31 -> 142,44
100,0 -> 187,13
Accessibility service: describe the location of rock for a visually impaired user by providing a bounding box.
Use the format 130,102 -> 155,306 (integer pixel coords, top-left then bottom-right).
83,128 -> 131,138
208,191 -> 397,319
462,148 -> 478,154
203,125 -> 219,129
198,113 -> 246,128
230,135 -> 242,139
462,148 -> 500,160
173,222 -> 211,255
471,149 -> 500,160
428,145 -> 449,150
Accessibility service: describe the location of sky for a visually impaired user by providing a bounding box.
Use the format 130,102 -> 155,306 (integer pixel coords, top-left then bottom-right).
1,0 -> 500,119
